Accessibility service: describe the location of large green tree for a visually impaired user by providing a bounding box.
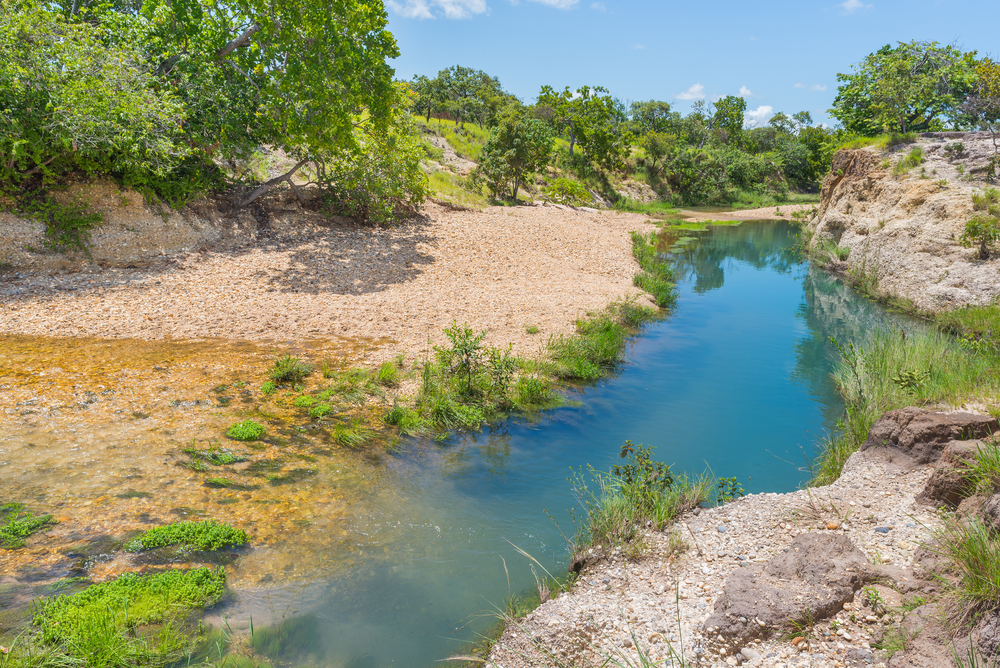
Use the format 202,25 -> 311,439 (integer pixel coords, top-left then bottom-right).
473,108 -> 552,201
830,41 -> 979,135
536,84 -> 632,170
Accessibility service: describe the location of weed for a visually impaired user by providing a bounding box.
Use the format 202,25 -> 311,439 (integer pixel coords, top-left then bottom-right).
266,468 -> 318,485
260,381 -> 277,396
928,514 -> 1000,621
525,325 -> 540,335
225,420 -> 266,441
894,147 -> 925,175
309,403 -> 333,419
32,567 -> 225,664
332,423 -> 372,448
716,477 -> 745,504
0,503 -> 56,549
124,520 -> 248,552
514,376 -> 556,408
268,355 -> 313,384
874,623 -> 918,657
384,404 -> 428,435
630,230 -> 678,308
435,322 -> 487,396
375,361 -> 401,388
292,395 -> 317,408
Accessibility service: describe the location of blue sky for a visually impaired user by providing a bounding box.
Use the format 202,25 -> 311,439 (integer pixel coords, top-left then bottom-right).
385,0 -> 999,127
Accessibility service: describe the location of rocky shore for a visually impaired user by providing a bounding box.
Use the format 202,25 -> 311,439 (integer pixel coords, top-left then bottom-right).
489,409 -> 1000,667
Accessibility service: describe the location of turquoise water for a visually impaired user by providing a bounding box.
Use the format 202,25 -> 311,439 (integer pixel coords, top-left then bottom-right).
222,220 -> 903,667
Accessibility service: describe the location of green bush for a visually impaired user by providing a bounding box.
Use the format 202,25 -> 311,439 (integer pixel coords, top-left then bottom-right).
543,178 -> 593,206
124,520 -> 248,552
225,419 -> 266,441
961,192 -> 1000,259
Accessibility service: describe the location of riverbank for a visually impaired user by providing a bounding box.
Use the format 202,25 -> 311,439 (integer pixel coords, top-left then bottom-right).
0,201 -> 656,362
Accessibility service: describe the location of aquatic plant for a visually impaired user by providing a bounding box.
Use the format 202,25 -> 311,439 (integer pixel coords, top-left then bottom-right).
383,404 -> 427,435
266,468 -> 318,485
268,355 -> 313,384
225,419 -> 266,441
0,503 -> 56,549
260,381 -> 277,395
124,520 -> 249,552
293,395 -> 317,408
204,477 -> 256,491
183,446 -> 248,466
32,567 -> 225,665
249,614 -> 321,661
630,230 -> 678,308
513,376 -> 556,408
376,360 -> 401,387
309,403 -> 333,418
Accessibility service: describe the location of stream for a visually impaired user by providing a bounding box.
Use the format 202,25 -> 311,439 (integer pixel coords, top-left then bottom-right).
0,220 -> 908,667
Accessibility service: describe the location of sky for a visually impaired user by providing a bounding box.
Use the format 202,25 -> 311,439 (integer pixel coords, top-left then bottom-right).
385,0 -> 999,127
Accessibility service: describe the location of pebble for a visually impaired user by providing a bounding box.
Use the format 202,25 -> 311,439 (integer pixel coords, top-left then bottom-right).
717,525 -> 728,533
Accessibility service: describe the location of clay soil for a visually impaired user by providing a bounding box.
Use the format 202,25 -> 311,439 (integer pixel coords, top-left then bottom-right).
0,202 -> 657,362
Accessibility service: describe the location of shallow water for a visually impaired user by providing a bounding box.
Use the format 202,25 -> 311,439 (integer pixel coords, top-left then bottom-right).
0,220 -> 907,666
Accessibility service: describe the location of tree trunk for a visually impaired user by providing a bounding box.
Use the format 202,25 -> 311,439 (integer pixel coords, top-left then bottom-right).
426,104 -> 431,122
569,128 -> 576,157
237,159 -> 308,207
512,176 -> 520,201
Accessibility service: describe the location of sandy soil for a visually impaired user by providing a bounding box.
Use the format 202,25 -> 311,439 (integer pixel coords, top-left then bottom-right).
678,203 -> 816,222
0,202 -> 657,362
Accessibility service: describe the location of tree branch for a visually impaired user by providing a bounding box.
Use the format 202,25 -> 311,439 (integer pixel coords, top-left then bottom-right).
25,156 -> 57,176
216,23 -> 260,61
237,159 -> 308,207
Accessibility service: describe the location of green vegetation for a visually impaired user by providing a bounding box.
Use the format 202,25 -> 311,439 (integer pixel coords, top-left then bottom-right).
961,189 -> 1000,260
225,420 -> 266,442
936,302 -> 1000,354
894,147 -> 925,174
810,329 -> 1000,486
183,446 -> 247,467
630,230 -> 679,308
543,178 -> 593,206
548,301 -> 654,381
572,441 -> 717,557
376,360 -> 402,388
1,0 -> 424,229
471,108 -> 553,201
124,520 -> 248,552
930,515 -> 1000,621
269,355 -> 313,385
29,567 -> 225,667
0,502 -> 55,549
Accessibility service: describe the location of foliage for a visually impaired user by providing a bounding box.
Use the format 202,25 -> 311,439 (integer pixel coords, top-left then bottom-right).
963,58 -> 1000,166
810,328 -> 1000,485
894,147 -> 925,174
269,355 -> 313,384
376,360 -> 401,387
320,84 -> 429,224
929,515 -> 1000,621
123,520 -> 248,552
830,41 -> 980,135
548,300 -> 655,381
536,85 -> 632,170
960,190 -> 1000,259
630,230 -> 678,308
471,108 -> 553,201
435,322 -> 488,396
225,419 -> 266,441
0,503 -> 56,549
32,567 -> 225,666
183,446 -> 247,466
716,477 -> 745,504
571,442 -> 714,555
543,177 -> 593,206
936,303 -> 1000,354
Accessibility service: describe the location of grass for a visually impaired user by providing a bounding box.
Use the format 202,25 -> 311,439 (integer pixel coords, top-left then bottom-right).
123,520 -> 249,552
965,441 -> 1000,494
183,446 -> 248,466
894,147 -> 925,175
936,304 -> 1000,354
268,355 -> 313,384
630,230 -> 678,308
28,567 -> 225,668
548,300 -> 656,381
613,198 -> 681,216
809,327 -> 1000,486
0,503 -> 56,549
383,404 -> 428,436
928,515 -> 1000,623
834,132 -> 917,152
426,171 -> 488,209
375,360 -> 401,387
225,419 -> 266,441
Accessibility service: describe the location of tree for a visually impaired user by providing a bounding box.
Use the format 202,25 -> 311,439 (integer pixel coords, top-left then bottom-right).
411,74 -> 444,122
629,100 -> 676,135
711,95 -> 746,145
472,108 -> 553,201
830,41 -> 979,135
536,85 -> 632,170
963,58 -> 1000,175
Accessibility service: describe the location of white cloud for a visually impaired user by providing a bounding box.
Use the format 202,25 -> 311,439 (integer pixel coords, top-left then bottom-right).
675,83 -> 705,101
528,0 -> 578,7
634,44 -> 646,50
739,86 -> 753,97
590,1 -> 606,10
744,105 -> 774,128
387,0 -> 487,19
794,83 -> 828,92
839,0 -> 872,14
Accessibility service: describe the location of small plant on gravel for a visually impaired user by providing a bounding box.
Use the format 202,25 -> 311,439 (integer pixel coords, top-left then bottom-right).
225,419 -> 266,441
894,147 -> 924,175
293,395 -> 317,408
124,519 -> 248,552
715,476 -> 745,504
261,381 -> 277,395
269,354 -> 313,384
525,324 -> 540,334
183,445 -> 248,466
376,360 -> 401,387
309,403 -> 333,419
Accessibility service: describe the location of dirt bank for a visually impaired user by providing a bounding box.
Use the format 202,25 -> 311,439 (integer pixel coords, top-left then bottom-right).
0,201 -> 656,361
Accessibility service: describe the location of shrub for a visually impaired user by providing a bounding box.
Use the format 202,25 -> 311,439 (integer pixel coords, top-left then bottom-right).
471,110 -> 553,201
124,520 -> 248,552
961,213 -> 1000,260
543,178 -> 593,206
225,419 -> 266,441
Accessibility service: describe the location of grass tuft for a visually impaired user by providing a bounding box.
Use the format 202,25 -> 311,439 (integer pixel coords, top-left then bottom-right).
269,355 -> 313,384
225,419 -> 266,441
0,503 -> 56,549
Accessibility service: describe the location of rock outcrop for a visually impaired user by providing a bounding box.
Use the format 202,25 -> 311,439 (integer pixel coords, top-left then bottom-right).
806,132 -> 1000,311
860,407 -> 998,464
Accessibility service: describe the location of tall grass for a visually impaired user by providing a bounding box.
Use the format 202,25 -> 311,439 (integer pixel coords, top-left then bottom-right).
547,300 -> 656,381
810,327 -> 1000,486
930,515 -> 1000,622
630,230 -> 678,308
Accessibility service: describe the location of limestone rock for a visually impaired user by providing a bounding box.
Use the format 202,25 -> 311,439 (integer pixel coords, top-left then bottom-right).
702,533 -> 878,643
860,407 -> 997,465
919,440 -> 984,506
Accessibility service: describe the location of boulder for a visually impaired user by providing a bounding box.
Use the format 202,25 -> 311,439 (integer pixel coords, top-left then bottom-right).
982,493 -> 1000,533
918,440 -> 983,507
702,533 -> 878,643
861,408 -> 998,465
